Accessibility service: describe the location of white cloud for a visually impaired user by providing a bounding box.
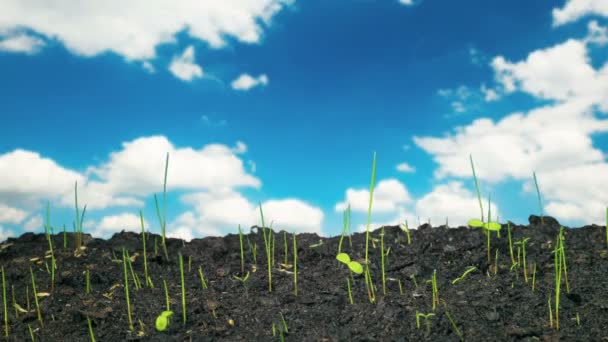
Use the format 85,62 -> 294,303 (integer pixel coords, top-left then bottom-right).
76,135 -> 260,209
396,162 -> 415,173
399,0 -> 414,5
0,32 -> 45,54
552,0 -> 608,26
0,203 -> 28,224
335,178 -> 412,213
92,213 -> 148,238
142,61 -> 155,73
0,0 -> 291,60
23,215 -> 42,232
585,20 -> 608,45
0,149 -> 84,207
232,141 -> 248,154
231,73 -> 269,91
480,84 -> 500,102
0,226 -> 15,242
169,46 -> 203,81
176,190 -> 324,236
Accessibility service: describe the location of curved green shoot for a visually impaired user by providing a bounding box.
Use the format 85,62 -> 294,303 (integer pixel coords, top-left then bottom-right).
452,266 -> 477,284
238,225 -> 245,273
293,232 -> 298,296
415,311 -> 435,335
338,204 -> 351,254
155,310 -> 173,332
198,266 -> 208,290
399,220 -> 411,245
425,270 -> 439,310
469,154 -> 484,222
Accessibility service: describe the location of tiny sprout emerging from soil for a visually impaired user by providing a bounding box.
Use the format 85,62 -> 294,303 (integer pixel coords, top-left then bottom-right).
507,222 -> 515,266
155,310 -> 173,332
410,274 -> 418,288
238,225 -> 245,273
469,154 -> 484,222
426,269 -> 439,310
293,232 -> 298,297
153,152 -> 170,261
44,202 -> 55,291
415,310 -> 435,335
514,237 -> 530,283
122,249 -> 134,331
452,266 -> 477,284
399,220 -> 412,245
380,226 -> 387,295
346,278 -> 354,304
162,278 -> 170,311
338,204 -> 351,254
27,323 -> 34,341
29,267 -> 43,327
179,254 -> 186,326
85,269 -> 91,294
364,151 -> 377,267
442,302 -> 464,342
531,262 -> 537,292
87,317 -> 96,342
2,267 -> 7,337
336,253 -> 363,274
258,202 -> 273,292
139,210 -> 151,288
198,266 -> 208,290
398,279 -> 403,295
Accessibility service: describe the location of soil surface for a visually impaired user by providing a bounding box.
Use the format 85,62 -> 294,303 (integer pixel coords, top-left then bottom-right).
0,215 -> 607,341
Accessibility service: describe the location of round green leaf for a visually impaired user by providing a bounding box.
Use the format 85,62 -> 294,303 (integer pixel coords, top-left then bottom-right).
348,261 -> 363,274
467,219 -> 484,228
156,311 -> 173,332
485,222 -> 501,231
336,253 -> 351,264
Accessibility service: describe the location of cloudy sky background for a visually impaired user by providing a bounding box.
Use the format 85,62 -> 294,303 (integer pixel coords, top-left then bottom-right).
1,0 -> 607,241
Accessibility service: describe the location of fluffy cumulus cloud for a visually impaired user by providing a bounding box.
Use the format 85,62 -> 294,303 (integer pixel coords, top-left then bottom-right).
414,22 -> 608,225
168,46 -> 203,81
177,189 -> 324,236
0,32 -> 45,54
90,213 -> 149,238
0,203 -> 28,224
231,73 -> 269,91
0,226 -> 15,243
0,0 -> 291,60
396,162 -> 415,173
552,0 -> 608,26
23,215 -> 43,232
399,0 -> 414,5
335,179 -> 412,213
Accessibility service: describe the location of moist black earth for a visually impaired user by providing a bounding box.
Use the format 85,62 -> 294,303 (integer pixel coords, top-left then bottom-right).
0,215 -> 607,341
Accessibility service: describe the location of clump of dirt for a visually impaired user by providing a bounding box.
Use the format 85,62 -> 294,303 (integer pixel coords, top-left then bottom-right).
0,215 -> 607,341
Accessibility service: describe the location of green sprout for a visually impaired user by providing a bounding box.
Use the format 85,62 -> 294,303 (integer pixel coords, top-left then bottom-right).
153,152 -> 170,261
443,303 -> 464,342
293,232 -> 298,297
425,270 -> 439,311
552,226 -> 570,330
380,226 -> 387,296
238,225 -> 245,273
415,311 -> 435,335
87,317 -> 96,342
29,267 -> 43,327
469,154 -> 484,222
452,266 -> 477,284
364,151 -> 377,265
246,237 -> 257,264
179,253 -> 186,326
336,253 -> 363,275
122,249 -> 133,331
85,269 -> 91,294
125,250 -> 141,290
162,278 -> 170,311
400,220 -> 412,245
548,296 -> 553,328
28,323 -> 34,341
507,222 -> 515,266
44,202 -> 55,291
2,267 -> 7,337
533,171 -> 544,225
233,272 -> 250,295
155,310 -> 173,332
139,210 -> 151,288
514,237 -> 530,283
468,193 -> 500,265
531,262 -> 537,292
74,181 -> 88,253
198,266 -> 208,290
346,277 -> 353,304
338,204 -> 351,254
259,202 -> 273,292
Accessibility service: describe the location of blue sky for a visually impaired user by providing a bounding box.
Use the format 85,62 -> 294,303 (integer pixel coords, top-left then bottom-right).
1,0 -> 607,240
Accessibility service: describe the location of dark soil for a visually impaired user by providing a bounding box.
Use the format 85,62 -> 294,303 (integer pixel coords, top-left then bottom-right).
1,215 -> 607,341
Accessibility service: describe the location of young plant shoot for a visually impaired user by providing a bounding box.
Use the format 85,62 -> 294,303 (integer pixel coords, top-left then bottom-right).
154,152 -> 170,261
122,249 -> 134,331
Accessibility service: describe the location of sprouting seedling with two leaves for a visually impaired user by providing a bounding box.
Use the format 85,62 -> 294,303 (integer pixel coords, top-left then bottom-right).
336,253 -> 363,275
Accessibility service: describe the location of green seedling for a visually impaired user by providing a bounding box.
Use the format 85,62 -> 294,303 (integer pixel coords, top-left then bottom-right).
380,226 -> 387,295
531,262 -> 537,292
29,267 -> 43,327
338,204 -> 351,254
364,151 -> 377,266
44,202 -> 56,291
28,323 -> 34,341
258,202 -> 273,292
155,310 -> 173,332
153,152 -> 170,261
280,312 -> 288,333
198,266 -> 208,290
425,270 -> 439,310
73,181 -> 88,253
452,266 -> 477,284
514,237 -> 530,283
469,154 -> 484,222
179,254 -> 186,325
336,253 -> 363,274
507,222 -> 515,266
309,240 -> 324,248
415,311 -> 435,335
233,272 -> 250,296
238,225 -> 245,273
576,312 -> 580,327
410,274 -> 418,288
443,302 -> 464,342
399,220 -> 412,245
162,278 -> 170,311
552,227 -> 570,330
122,249 -> 134,331
139,210 -> 151,288
533,171 -> 544,225
246,237 -> 258,264
293,232 -> 298,296
125,250 -> 141,290
85,269 -> 91,294
398,279 -> 403,295
2,267 -> 7,337
87,317 -> 96,342
494,249 -> 499,276
346,277 -> 354,304
548,296 -> 553,328
364,265 -> 376,303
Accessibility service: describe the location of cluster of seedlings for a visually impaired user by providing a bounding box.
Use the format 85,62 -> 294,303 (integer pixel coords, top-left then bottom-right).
0,151 -> 605,340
